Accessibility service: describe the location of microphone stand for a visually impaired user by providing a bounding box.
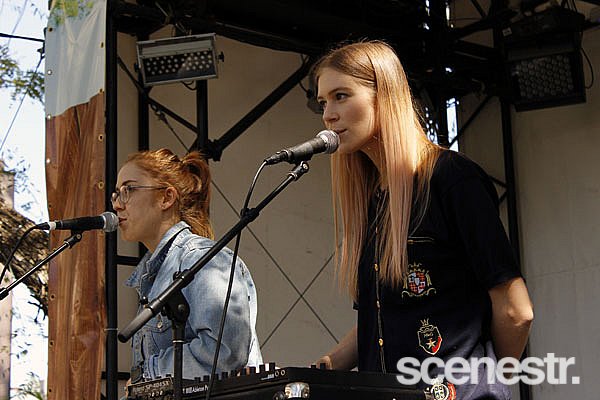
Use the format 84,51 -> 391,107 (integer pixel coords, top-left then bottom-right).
0,231 -> 83,301
119,162 -> 310,400
162,283 -> 189,400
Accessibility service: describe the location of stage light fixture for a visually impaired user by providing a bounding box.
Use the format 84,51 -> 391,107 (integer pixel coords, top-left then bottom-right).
136,33 -> 218,87
502,8 -> 586,112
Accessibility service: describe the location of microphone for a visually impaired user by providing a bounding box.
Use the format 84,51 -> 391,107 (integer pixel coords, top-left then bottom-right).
264,130 -> 339,165
36,211 -> 119,232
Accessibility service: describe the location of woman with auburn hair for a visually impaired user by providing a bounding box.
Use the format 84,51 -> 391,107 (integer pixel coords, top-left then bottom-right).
313,41 -> 533,399
112,149 -> 262,389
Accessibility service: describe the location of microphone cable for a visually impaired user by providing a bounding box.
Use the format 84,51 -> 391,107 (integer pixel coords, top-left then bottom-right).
204,161 -> 268,400
0,225 -> 38,284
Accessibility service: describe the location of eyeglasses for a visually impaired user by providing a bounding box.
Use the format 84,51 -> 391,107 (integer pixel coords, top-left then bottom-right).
110,185 -> 167,205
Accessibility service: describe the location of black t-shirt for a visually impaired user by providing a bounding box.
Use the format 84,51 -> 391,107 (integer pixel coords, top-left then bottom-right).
356,150 -> 521,399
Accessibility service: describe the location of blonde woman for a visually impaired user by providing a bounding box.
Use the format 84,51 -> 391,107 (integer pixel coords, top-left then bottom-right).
313,41 -> 533,399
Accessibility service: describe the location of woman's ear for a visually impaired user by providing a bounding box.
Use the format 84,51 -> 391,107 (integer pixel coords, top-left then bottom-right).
161,187 -> 178,210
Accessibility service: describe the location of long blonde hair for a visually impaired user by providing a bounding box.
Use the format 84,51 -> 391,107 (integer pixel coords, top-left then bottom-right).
314,41 -> 442,300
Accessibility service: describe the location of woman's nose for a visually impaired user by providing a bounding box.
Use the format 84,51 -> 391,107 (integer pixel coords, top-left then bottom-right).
322,105 -> 339,125
111,199 -> 124,211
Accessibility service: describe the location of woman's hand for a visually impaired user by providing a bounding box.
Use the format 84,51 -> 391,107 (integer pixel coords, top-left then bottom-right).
314,355 -> 333,369
313,326 -> 358,370
123,378 -> 131,398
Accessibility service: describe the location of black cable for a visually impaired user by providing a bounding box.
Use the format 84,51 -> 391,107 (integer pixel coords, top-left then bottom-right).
211,171 -> 339,347
0,32 -> 44,42
150,106 -> 191,151
204,161 -> 267,400
243,163 -> 268,214
117,56 -> 196,152
0,54 -> 44,153
298,77 -> 310,95
181,81 -> 197,91
0,224 -> 37,284
5,0 -> 29,46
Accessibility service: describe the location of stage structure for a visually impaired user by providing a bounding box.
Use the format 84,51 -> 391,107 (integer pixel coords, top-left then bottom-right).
42,0 -> 599,399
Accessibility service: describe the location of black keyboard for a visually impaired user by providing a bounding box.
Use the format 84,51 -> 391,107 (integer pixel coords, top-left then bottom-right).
127,364 -> 426,400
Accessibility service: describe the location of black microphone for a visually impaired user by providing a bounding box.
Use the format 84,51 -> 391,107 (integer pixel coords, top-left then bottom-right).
35,211 -> 119,232
264,130 -> 339,165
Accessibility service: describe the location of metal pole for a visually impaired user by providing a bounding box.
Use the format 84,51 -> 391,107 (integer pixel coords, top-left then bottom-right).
105,1 -> 119,399
500,100 -> 520,254
437,97 -> 450,148
194,80 -> 209,152
207,59 -> 313,160
429,0 -> 450,148
137,34 -> 150,259
500,99 -> 531,400
137,34 -> 150,152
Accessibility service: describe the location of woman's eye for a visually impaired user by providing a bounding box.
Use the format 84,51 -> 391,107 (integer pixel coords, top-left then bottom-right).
335,93 -> 347,100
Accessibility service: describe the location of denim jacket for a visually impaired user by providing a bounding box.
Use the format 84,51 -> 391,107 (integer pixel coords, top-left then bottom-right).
125,221 -> 262,381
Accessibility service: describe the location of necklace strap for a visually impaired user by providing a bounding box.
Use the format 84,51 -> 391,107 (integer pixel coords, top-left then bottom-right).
374,223 -> 387,373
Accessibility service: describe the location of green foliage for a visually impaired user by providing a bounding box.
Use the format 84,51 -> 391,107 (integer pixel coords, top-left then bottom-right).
0,46 -> 19,85
0,45 -> 44,104
1,149 -> 38,213
49,0 -> 94,28
11,68 -> 44,104
14,372 -> 44,400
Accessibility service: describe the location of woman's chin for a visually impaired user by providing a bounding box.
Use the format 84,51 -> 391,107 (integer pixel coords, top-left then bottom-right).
336,142 -> 353,155
119,229 -> 133,242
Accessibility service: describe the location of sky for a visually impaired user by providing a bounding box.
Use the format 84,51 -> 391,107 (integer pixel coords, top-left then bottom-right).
0,0 -> 47,223
1,0 -> 49,397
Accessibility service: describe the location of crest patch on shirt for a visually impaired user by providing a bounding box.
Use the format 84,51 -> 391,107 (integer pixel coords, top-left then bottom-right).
426,377 -> 456,400
417,319 -> 442,355
402,263 -> 436,298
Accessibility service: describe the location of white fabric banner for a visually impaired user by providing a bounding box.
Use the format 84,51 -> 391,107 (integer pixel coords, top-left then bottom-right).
45,0 -> 106,117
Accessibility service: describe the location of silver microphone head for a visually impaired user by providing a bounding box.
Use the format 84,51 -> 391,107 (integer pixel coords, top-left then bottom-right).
316,130 -> 339,154
101,211 -> 119,232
